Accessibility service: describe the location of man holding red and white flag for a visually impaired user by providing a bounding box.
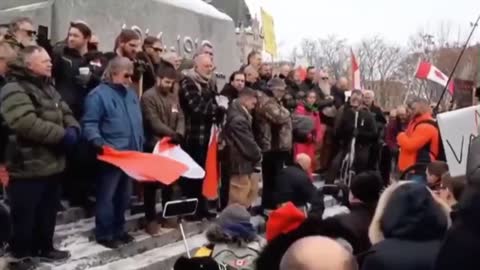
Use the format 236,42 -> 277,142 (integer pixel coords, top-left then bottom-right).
415,61 -> 455,95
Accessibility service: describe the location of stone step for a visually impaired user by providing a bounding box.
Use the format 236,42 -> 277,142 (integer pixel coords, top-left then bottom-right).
39,221 -> 207,270
87,234 -> 208,270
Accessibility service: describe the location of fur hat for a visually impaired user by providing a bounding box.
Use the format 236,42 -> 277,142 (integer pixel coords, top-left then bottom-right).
216,204 -> 251,227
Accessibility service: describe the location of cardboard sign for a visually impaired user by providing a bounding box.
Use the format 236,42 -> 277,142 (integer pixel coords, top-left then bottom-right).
437,105 -> 480,177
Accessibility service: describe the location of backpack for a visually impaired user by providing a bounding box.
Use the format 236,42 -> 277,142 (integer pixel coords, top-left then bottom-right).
413,119 -> 446,162
211,242 -> 262,270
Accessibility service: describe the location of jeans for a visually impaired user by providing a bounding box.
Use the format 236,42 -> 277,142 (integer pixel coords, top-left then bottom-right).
262,151 -> 288,210
95,163 -> 132,241
8,175 -> 61,258
143,182 -> 173,222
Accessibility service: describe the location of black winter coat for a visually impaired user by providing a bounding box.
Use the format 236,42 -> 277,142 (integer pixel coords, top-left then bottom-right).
274,163 -> 316,207
52,47 -> 91,119
220,83 -> 239,104
224,100 -> 261,175
361,182 -> 450,270
323,202 -> 376,255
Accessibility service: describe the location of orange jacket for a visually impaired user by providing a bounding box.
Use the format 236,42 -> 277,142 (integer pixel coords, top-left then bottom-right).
397,113 -> 439,172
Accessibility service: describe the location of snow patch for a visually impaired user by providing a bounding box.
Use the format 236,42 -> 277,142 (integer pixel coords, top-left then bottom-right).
156,0 -> 232,21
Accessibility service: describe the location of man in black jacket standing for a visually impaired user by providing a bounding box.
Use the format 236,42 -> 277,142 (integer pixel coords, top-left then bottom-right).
224,88 -> 262,208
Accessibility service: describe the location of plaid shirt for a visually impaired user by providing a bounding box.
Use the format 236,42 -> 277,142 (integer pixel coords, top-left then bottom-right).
179,76 -> 218,146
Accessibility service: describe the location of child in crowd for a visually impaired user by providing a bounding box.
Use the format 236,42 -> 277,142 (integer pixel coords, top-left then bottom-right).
436,172 -> 466,213
426,161 -> 449,189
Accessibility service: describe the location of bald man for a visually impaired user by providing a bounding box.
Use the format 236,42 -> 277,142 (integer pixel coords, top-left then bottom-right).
332,76 -> 349,108
274,154 -> 316,207
280,236 -> 358,270
179,52 -> 222,220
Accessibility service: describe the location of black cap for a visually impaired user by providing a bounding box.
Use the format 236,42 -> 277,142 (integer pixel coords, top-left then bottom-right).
350,171 -> 383,204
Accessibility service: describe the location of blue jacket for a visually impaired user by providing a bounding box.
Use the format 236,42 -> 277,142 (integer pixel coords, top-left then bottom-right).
82,82 -> 144,151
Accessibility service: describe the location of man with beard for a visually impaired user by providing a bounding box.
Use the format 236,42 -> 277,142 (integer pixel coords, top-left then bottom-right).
331,77 -> 349,109
220,71 -> 245,103
254,78 -> 292,211
259,63 -> 273,87
52,21 -> 97,208
141,36 -> 164,91
300,66 -> 316,92
327,90 -> 377,183
179,53 -> 224,220
362,90 -> 387,172
244,65 -> 261,91
141,61 -> 184,234
4,17 -> 36,52
315,70 -> 337,173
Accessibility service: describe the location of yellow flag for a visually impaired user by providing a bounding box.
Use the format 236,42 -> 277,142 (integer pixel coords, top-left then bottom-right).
261,8 -> 277,57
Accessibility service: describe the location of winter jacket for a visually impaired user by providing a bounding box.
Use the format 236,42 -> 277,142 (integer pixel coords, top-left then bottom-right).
334,104 -> 378,146
323,202 -> 376,255
369,104 -> 387,138
254,92 -> 292,152
293,103 -> 324,168
141,88 -> 184,151
274,163 -> 316,207
179,69 -> 220,147
299,79 -> 315,93
397,113 -> 439,172
434,187 -> 480,270
3,35 -> 24,52
82,82 -> 144,151
52,47 -> 91,119
361,181 -> 450,270
224,100 -> 261,175
331,85 -> 346,109
220,83 -> 239,104
0,61 -> 79,179
466,136 -> 480,184
385,117 -> 406,151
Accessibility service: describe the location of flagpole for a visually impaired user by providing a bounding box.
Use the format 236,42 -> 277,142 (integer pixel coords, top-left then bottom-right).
403,58 -> 422,104
434,14 -> 480,113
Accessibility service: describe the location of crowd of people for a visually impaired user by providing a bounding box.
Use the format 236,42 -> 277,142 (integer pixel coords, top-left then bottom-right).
0,16 -> 479,270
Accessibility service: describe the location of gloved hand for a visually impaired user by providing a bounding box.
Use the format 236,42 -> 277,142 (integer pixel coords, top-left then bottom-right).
215,106 -> 227,124
92,138 -> 104,155
62,127 -> 79,147
75,73 -> 91,87
169,133 -> 184,145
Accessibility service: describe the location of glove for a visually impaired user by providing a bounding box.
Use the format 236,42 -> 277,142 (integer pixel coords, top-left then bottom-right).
169,133 -> 184,145
62,127 -> 79,147
215,106 -> 227,124
92,138 -> 104,155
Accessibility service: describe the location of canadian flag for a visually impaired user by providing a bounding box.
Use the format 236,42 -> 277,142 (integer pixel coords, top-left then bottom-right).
415,61 -> 455,95
351,49 -> 361,90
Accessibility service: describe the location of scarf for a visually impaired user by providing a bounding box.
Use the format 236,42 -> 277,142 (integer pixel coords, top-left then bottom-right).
303,102 -> 318,112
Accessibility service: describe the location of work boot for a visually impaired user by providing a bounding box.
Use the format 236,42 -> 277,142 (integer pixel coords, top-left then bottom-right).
97,239 -> 122,249
117,233 -> 135,245
145,221 -> 162,236
37,248 -> 71,262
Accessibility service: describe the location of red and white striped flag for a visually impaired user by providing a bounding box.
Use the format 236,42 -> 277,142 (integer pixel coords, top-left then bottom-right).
351,49 -> 361,90
415,61 -> 455,95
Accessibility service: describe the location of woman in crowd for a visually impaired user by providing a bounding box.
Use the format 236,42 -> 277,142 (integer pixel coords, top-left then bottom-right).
361,181 -> 450,270
293,90 -> 324,174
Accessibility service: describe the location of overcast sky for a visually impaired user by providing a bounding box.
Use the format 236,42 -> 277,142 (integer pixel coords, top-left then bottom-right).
245,0 -> 480,58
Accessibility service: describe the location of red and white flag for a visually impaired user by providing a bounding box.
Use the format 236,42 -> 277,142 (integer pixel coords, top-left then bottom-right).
351,49 -> 361,90
415,61 -> 455,95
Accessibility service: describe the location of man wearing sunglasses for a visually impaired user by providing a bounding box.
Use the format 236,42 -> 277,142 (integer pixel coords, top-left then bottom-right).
82,56 -> 144,249
4,17 -> 36,52
140,36 -> 164,91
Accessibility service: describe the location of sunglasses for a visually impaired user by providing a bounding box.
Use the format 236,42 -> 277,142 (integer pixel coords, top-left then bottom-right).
321,77 -> 329,80
124,73 -> 133,79
152,47 -> 164,53
21,29 -> 37,37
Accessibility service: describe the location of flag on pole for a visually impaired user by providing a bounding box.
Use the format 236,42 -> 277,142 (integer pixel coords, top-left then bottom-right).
202,125 -> 220,200
415,61 -> 455,95
351,49 -> 361,90
261,8 -> 277,57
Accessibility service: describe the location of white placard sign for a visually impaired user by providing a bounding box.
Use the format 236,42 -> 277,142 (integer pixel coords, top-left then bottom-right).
437,105 -> 480,177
